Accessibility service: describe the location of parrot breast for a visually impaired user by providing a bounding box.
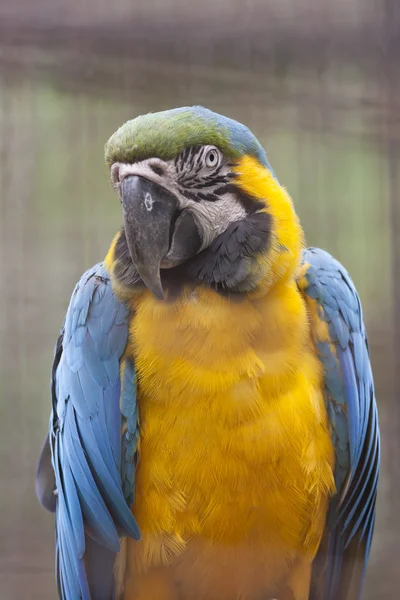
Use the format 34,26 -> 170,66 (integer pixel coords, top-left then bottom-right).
121,283 -> 335,599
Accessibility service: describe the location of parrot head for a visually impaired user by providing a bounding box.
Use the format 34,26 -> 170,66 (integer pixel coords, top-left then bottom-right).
105,106 -> 303,300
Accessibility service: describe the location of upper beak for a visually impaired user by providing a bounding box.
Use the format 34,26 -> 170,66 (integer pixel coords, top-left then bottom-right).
121,175 -> 179,300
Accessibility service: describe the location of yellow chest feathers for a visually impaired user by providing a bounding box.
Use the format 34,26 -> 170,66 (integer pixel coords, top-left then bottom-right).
126,283 -> 335,559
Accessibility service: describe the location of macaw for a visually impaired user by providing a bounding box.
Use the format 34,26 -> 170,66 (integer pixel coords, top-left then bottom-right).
36,106 -> 380,600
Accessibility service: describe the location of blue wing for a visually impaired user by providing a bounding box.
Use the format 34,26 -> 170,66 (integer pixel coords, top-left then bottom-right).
298,248 -> 380,600
36,263 -> 140,600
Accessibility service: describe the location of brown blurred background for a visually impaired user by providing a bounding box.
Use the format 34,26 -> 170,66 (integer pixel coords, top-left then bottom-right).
0,1 -> 399,598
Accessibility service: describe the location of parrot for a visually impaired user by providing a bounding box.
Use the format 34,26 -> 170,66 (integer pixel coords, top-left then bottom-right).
35,106 -> 380,600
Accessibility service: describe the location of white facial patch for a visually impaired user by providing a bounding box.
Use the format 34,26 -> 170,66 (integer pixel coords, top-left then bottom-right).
111,160 -> 177,196
182,196 -> 246,249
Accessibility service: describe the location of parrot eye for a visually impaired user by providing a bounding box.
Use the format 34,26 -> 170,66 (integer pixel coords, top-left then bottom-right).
204,147 -> 221,169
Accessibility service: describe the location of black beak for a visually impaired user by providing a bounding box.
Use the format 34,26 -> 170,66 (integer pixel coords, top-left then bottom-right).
121,175 -> 179,299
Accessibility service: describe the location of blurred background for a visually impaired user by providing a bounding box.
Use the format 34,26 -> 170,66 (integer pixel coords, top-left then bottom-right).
0,1 -> 399,598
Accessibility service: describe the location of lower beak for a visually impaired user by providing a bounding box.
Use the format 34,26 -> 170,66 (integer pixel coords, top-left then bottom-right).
121,175 -> 178,300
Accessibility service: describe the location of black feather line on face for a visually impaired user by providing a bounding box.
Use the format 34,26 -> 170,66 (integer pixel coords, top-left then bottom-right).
199,176 -> 227,188
181,190 -> 199,202
175,145 -> 234,201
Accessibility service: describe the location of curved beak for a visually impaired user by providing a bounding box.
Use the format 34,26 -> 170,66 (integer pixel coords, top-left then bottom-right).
121,175 -> 179,299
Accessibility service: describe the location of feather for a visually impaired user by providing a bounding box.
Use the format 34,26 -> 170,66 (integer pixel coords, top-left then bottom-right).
299,248 -> 380,600
45,263 -> 140,599
35,434 -> 57,513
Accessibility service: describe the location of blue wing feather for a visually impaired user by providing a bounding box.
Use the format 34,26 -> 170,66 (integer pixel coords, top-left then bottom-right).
120,357 -> 140,508
299,248 -> 380,600
41,263 -> 140,599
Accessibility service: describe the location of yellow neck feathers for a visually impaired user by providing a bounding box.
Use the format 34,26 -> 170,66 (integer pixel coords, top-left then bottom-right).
232,155 -> 304,297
